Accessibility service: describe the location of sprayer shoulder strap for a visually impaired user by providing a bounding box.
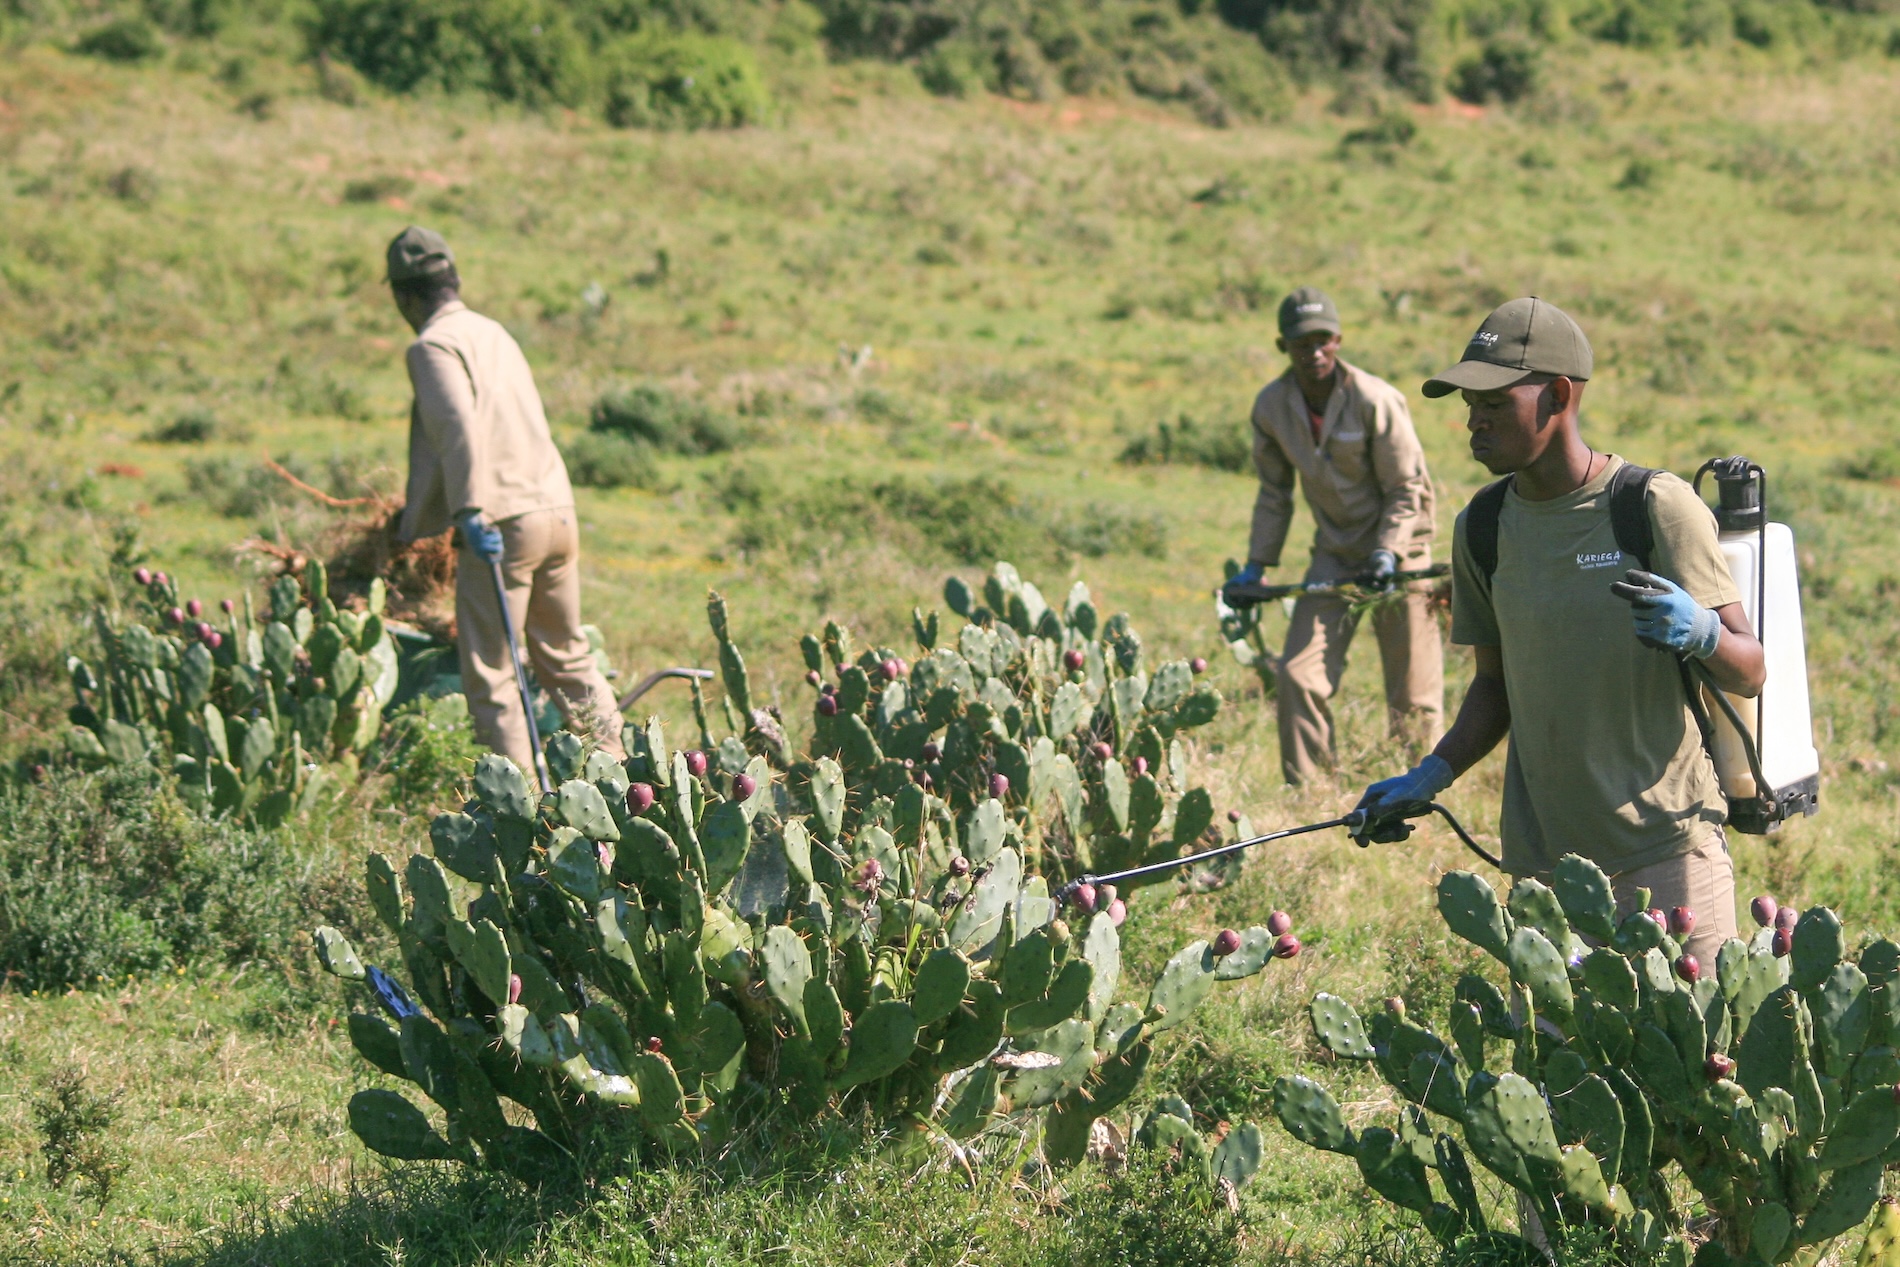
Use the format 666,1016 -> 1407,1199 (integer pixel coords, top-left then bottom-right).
1468,461 -> 1658,581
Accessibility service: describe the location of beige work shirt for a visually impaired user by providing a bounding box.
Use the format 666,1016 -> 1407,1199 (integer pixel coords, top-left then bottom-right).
1450,457 -> 1741,876
1248,360 -> 1435,569
399,301 -> 575,542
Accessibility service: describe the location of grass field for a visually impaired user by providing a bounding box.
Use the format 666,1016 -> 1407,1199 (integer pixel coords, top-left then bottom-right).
2,33 -> 1900,1265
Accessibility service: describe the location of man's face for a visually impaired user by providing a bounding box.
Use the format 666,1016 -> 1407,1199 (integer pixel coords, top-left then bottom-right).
1278,330 -> 1341,385
1461,378 -> 1559,474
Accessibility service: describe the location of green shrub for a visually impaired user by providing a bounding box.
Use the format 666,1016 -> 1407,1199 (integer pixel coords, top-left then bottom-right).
563,429 -> 666,489
74,16 -> 164,63
589,383 -> 739,454
1241,0 -> 1442,99
369,693 -> 483,813
148,409 -> 219,444
305,0 -> 590,104
0,764 -> 312,992
1052,1147 -> 1243,1267
1051,502 -> 1169,560
601,30 -> 772,129
1117,415 -> 1251,473
1449,32 -> 1541,103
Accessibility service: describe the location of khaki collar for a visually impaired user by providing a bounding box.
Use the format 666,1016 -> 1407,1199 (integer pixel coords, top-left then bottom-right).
418,298 -> 468,335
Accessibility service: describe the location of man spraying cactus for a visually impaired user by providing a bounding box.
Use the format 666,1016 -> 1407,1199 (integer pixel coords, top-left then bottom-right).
1227,287 -> 1443,785
385,226 -> 625,780
1356,298 -> 1765,965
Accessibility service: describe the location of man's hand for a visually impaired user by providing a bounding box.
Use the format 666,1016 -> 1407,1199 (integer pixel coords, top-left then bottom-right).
457,509 -> 504,564
1229,560 -> 1265,589
1356,754 -> 1454,824
1609,570 -> 1721,659
1366,549 -> 1398,592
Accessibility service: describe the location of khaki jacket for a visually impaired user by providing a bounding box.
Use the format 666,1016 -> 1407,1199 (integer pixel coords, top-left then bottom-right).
400,301 -> 574,542
1248,359 -> 1435,569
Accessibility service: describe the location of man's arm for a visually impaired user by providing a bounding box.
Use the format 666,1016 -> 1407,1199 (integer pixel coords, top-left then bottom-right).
1367,387 -> 1433,556
408,340 -> 485,518
1433,644 -> 1511,776
1703,604 -> 1766,698
1247,392 -> 1295,567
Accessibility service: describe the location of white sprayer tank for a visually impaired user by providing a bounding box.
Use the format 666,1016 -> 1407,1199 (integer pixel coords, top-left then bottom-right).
1697,458 -> 1821,834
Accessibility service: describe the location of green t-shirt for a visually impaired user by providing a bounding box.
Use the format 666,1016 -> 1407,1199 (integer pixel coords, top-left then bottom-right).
1450,456 -> 1741,877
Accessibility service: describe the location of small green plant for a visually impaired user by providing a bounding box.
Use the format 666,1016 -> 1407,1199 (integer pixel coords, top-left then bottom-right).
1451,36 -> 1542,105
1117,415 -> 1250,474
588,384 -> 738,456
372,693 -> 483,813
562,430 -> 665,491
1274,857 -> 1898,1263
74,17 -> 163,63
601,31 -> 772,131
32,1069 -> 124,1205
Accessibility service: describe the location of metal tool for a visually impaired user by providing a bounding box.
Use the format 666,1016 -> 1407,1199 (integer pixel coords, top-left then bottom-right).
489,558 -> 552,790
1220,563 -> 1449,609
616,667 -> 715,712
1054,799 -> 1498,903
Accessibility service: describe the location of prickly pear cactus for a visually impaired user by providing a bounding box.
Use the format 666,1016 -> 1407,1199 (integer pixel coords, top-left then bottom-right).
777,561 -> 1224,888
64,559 -> 403,825
1273,857 -> 1900,1265
316,585 -> 1285,1184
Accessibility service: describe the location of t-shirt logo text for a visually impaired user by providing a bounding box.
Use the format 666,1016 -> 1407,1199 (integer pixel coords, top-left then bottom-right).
1576,550 -> 1622,570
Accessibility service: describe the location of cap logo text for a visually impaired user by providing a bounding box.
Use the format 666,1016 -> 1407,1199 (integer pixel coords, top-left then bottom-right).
1470,331 -> 1500,349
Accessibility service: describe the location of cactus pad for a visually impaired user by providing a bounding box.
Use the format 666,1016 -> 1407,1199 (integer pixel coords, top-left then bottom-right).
1437,871 -> 1512,962
557,779 -> 619,843
1212,927 -> 1275,981
1816,1087 -> 1900,1171
761,925 -> 811,1030
314,926 -> 365,979
1310,993 -> 1377,1061
1211,1122 -> 1265,1189
1010,1018 -> 1094,1108
474,754 -> 535,821
836,1000 -> 919,1090
1506,878 -> 1574,958
348,1089 -> 455,1161
1790,906 -> 1845,993
1272,1075 -> 1354,1155
1356,1126 -> 1436,1214
1462,1072 -> 1561,1197
1147,940 -> 1217,1033
1506,927 -> 1574,1028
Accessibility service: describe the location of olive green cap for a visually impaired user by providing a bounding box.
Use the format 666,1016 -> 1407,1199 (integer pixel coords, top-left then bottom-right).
1422,297 -> 1592,398
385,226 -> 455,283
1277,286 -> 1340,339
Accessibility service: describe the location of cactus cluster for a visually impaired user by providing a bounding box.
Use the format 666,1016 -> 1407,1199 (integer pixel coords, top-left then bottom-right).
1274,857 -> 1900,1265
787,561 -> 1225,888
1125,1094 -> 1268,1194
315,577 -> 1290,1179
65,561 -> 400,824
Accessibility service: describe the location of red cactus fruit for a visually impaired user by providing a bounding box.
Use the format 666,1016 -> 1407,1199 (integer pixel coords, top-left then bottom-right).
1773,928 -> 1793,957
684,750 -> 708,778
881,658 -> 902,681
1751,896 -> 1778,928
1267,911 -> 1292,937
1070,882 -> 1097,913
196,621 -> 214,641
647,1036 -> 663,1054
1384,997 -> 1405,1017
1213,929 -> 1242,956
921,741 -> 941,762
153,571 -> 169,587
806,669 -> 822,687
1273,934 -> 1301,959
1227,809 -> 1241,823
1675,954 -> 1700,983
914,769 -> 933,790
734,773 -> 758,801
816,695 -> 839,716
948,854 -> 971,879
1090,741 -> 1113,761
1133,757 -> 1149,776
133,567 -> 152,585
1705,1053 -> 1734,1081
1775,906 -> 1798,932
221,598 -> 235,614
854,858 -> 883,894
1064,649 -> 1086,671
989,772 -> 1009,799
597,841 -> 612,869
166,606 -> 185,625
626,783 -> 655,814
507,974 -> 522,1006
186,598 -> 203,618
1670,907 -> 1696,937
1107,898 -> 1128,927
205,630 -> 223,650
1190,657 -> 1207,674
1645,908 -> 1667,930
29,763 -> 47,782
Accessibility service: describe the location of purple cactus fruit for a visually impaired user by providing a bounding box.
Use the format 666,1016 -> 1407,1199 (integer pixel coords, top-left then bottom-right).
1751,895 -> 1778,928
684,749 -> 708,778
1383,997 -> 1405,1017
1267,910 -> 1292,937
626,783 -> 655,814
1669,906 -> 1696,937
1705,1053 -> 1734,1081
1090,741 -> 1113,762
29,763 -> 47,782
166,606 -> 185,625
187,598 -> 204,618
1273,934 -> 1301,959
820,682 -> 836,696
153,571 -> 169,587
1647,907 -> 1667,929
1190,657 -> 1207,674
1212,929 -> 1241,956
921,741 -> 941,762
1773,928 -> 1793,957
196,621 -> 214,642
816,695 -> 839,717
1133,757 -> 1149,776
205,630 -> 223,650
1227,809 -> 1241,823
989,772 -> 1009,799
734,773 -> 758,800
1070,882 -> 1097,913
597,841 -> 612,869
1063,649 -> 1086,671
647,1036 -> 663,1054
221,598 -> 235,614
854,858 -> 883,895
1675,954 -> 1700,983
1107,898 -> 1127,927
914,769 -> 933,790
507,974 -> 522,1006
133,567 -> 152,585
806,669 -> 822,687
881,658 -> 902,681
948,854 -> 971,879
1775,906 -> 1798,932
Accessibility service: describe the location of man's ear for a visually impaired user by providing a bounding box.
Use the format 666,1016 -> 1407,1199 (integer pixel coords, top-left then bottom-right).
1546,375 -> 1575,415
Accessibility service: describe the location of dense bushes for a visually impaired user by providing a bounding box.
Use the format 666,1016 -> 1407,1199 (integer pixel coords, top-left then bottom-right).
566,383 -> 740,488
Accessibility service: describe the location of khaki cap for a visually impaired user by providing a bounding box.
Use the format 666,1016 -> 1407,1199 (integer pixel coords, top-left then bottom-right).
1277,286 -> 1340,339
1422,297 -> 1593,398
385,226 -> 455,283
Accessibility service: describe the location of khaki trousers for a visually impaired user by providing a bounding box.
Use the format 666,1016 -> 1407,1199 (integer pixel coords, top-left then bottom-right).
1276,553 -> 1444,785
455,506 -> 625,784
1608,834 -> 1738,967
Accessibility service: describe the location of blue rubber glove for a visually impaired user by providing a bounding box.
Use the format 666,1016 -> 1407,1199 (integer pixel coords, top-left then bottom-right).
1356,754 -> 1454,822
1609,570 -> 1721,659
1366,549 -> 1398,592
457,509 -> 504,564
1229,560 -> 1265,588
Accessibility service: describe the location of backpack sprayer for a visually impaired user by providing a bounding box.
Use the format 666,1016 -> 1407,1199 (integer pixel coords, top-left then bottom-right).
1684,456 -> 1821,834
1054,798 -> 1499,904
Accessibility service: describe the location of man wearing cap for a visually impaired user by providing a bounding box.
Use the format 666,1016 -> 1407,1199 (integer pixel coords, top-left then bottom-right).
1354,297 -> 1764,967
387,226 -> 625,779
1228,286 -> 1442,785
